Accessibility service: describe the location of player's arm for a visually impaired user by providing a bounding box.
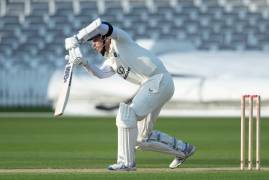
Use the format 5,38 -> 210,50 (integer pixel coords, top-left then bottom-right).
83,63 -> 115,79
65,18 -> 132,51
67,46 -> 115,79
76,18 -> 116,42
76,18 -> 132,43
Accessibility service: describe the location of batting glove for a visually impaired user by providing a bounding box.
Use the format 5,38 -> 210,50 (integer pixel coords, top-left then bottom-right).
68,47 -> 88,66
65,35 -> 80,50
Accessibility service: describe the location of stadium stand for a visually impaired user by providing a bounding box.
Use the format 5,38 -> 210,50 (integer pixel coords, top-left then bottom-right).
0,0 -> 269,107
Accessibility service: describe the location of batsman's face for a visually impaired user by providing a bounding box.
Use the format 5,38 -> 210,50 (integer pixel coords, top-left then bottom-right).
91,37 -> 104,53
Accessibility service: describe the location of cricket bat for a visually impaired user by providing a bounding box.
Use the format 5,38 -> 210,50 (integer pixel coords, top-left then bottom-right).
54,62 -> 74,117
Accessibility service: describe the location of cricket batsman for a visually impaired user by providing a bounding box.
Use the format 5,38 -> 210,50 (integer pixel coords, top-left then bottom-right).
65,18 -> 196,171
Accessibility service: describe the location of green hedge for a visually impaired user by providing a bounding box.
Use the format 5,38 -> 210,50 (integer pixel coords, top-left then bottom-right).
0,106 -> 53,112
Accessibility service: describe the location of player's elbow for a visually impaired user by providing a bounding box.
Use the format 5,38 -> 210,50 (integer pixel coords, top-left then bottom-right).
97,74 -> 107,79
93,73 -> 108,79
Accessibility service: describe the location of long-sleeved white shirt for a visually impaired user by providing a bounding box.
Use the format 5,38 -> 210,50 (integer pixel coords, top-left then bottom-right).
83,24 -> 168,85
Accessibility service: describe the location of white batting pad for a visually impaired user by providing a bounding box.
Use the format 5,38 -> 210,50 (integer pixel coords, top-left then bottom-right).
116,103 -> 137,128
117,127 -> 137,167
136,130 -> 186,158
116,103 -> 138,167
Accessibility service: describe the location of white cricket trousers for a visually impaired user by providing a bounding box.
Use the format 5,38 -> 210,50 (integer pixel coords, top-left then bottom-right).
130,72 -> 175,141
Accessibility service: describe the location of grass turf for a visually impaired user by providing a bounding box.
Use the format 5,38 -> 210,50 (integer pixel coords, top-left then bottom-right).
0,116 -> 268,179
0,171 -> 269,180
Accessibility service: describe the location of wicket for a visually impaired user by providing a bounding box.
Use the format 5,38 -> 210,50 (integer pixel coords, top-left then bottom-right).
240,95 -> 261,170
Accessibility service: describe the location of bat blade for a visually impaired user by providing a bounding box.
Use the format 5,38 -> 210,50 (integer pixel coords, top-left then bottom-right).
54,62 -> 74,117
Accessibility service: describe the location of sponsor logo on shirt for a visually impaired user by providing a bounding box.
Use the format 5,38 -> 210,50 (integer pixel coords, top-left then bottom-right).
117,65 -> 131,79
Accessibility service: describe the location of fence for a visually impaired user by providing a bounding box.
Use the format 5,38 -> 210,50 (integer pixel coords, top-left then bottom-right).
0,69 -> 53,107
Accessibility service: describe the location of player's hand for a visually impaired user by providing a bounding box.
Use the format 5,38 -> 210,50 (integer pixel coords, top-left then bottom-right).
65,54 -> 86,65
65,35 -> 79,50
68,47 -> 88,66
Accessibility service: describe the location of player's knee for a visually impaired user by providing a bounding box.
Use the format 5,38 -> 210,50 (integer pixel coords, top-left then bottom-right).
130,103 -> 149,118
116,103 -> 138,128
135,141 -> 144,150
135,133 -> 152,150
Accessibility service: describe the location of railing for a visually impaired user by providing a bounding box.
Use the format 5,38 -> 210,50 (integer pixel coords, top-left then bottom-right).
0,69 -> 53,107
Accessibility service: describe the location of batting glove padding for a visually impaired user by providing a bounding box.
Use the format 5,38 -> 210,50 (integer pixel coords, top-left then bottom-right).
68,47 -> 88,66
65,36 -> 79,50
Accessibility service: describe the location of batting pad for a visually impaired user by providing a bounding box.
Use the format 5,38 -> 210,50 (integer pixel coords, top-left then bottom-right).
116,103 -> 137,128
116,103 -> 138,167
117,127 -> 138,167
136,130 -> 186,158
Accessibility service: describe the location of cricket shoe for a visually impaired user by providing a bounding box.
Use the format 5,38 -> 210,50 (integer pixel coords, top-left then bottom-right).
107,162 -> 136,171
169,143 -> 196,169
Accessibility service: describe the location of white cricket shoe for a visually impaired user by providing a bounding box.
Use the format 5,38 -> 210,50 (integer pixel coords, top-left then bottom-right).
107,162 -> 136,171
169,143 -> 196,169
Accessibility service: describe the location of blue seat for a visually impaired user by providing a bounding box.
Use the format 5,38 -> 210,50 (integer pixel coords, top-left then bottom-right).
55,1 -> 73,15
31,2 -> 49,15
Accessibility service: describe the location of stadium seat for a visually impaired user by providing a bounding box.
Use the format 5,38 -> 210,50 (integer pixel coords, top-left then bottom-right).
0,0 -> 268,72
31,1 -> 49,15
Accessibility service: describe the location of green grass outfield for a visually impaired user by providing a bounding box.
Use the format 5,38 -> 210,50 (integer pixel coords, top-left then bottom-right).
0,116 -> 268,179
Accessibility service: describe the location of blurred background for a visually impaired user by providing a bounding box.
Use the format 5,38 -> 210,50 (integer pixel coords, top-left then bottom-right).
0,0 -> 269,116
